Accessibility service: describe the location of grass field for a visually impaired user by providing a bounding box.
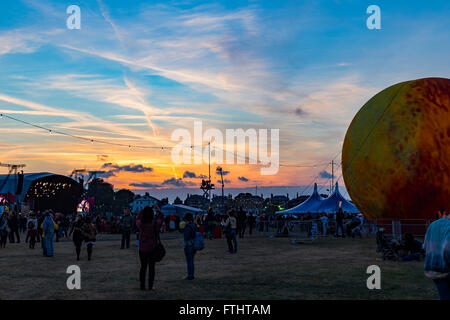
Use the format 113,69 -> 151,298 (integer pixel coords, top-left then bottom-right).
0,232 -> 437,300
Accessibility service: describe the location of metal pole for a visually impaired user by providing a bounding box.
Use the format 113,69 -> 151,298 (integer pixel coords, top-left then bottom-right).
208,142 -> 211,203
331,160 -> 334,194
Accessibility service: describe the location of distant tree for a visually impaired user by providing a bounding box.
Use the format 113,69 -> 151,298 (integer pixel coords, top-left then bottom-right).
87,178 -> 114,216
265,203 -> 280,215
173,196 -> 182,205
113,189 -> 135,215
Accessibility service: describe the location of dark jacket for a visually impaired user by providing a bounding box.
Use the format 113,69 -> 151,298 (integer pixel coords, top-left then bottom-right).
237,210 -> 247,225
336,209 -> 344,223
136,212 -> 164,253
121,215 -> 133,232
71,220 -> 84,244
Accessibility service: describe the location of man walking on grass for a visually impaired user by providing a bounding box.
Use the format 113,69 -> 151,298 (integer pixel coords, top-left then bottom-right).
120,207 -> 133,249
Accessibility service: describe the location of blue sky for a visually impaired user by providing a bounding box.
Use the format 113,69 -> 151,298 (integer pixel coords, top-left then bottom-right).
0,0 -> 448,196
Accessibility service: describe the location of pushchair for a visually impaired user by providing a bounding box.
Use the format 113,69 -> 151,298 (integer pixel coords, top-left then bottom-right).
376,228 -> 400,261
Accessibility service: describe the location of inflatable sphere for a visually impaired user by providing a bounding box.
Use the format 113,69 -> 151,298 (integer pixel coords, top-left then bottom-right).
342,77 -> 450,220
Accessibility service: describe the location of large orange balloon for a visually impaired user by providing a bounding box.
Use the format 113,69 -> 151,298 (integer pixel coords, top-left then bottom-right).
342,77 -> 450,220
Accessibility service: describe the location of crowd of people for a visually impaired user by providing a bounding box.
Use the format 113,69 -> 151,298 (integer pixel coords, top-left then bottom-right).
0,204 -> 448,299
0,209 -> 98,259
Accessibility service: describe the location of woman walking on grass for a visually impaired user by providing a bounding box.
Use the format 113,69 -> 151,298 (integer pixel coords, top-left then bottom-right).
70,214 -> 85,260
136,205 -> 164,290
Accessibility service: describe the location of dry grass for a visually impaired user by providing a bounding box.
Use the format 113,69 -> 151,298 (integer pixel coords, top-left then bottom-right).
0,232 -> 437,300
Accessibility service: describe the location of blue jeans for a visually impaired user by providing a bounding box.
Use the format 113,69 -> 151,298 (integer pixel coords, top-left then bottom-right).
433,278 -> 450,300
226,229 -> 237,253
335,222 -> 345,237
121,230 -> 131,248
184,246 -> 196,278
43,234 -> 54,256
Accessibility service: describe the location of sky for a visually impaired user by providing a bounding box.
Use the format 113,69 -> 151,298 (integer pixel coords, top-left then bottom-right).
0,0 -> 449,200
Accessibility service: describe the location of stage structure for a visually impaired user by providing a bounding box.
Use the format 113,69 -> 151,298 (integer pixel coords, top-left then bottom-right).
0,172 -> 82,214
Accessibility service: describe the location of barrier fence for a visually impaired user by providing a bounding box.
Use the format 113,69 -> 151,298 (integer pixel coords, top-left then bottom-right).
374,219 -> 431,239
252,219 -> 376,242
253,218 -> 430,242
198,218 -> 431,242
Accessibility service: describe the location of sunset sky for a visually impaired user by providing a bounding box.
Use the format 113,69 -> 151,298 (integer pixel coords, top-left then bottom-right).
0,0 -> 449,199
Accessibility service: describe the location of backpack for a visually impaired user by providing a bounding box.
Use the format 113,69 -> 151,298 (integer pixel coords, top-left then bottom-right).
28,221 -> 34,229
153,224 -> 166,262
193,231 -> 205,251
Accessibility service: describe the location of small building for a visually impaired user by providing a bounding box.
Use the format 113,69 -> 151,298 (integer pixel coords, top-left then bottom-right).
211,194 -> 234,214
130,195 -> 160,214
184,194 -> 209,210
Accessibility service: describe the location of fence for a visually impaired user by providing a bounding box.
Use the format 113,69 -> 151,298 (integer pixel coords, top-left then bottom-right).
374,219 -> 431,239
198,218 -> 430,242
253,219 -> 377,243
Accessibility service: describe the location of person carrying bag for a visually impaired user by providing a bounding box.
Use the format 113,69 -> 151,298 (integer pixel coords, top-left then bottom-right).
136,205 -> 164,290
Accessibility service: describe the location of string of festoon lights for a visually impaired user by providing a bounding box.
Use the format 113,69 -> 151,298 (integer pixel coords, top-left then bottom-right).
0,112 -> 336,169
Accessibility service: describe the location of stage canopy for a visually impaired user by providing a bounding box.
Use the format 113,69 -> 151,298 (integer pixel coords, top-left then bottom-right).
0,172 -> 55,201
0,172 -> 81,214
276,182 -> 359,215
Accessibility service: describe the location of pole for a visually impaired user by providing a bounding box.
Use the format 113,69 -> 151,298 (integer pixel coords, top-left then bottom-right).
331,160 -> 334,194
208,142 -> 211,181
208,142 -> 211,203
221,171 -> 224,213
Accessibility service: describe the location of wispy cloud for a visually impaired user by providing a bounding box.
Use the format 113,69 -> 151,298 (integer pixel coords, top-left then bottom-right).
129,182 -> 160,188
183,170 -> 207,179
0,0 -> 447,190
101,162 -> 154,178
